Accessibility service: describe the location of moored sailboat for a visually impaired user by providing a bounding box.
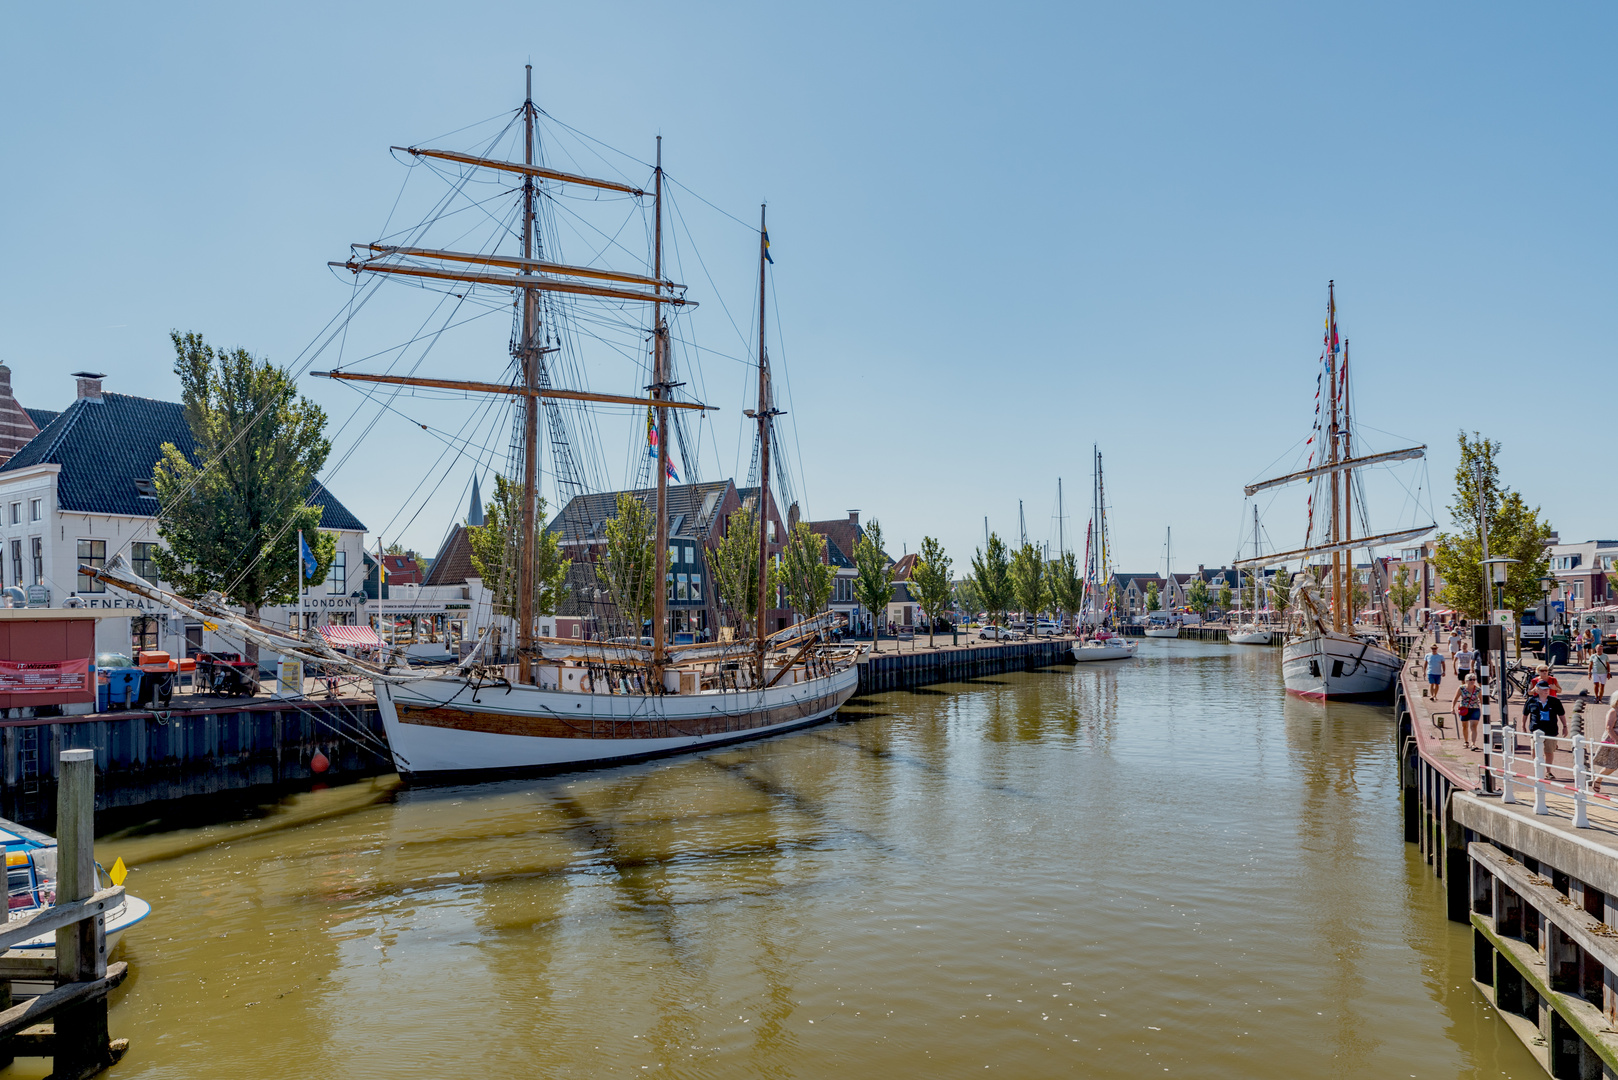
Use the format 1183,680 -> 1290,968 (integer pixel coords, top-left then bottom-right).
1072,447 -> 1137,662
1227,506 -> 1273,644
1236,284 -> 1430,699
1143,527 -> 1181,638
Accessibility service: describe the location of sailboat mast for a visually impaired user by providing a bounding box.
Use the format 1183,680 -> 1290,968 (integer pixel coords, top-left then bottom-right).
516,65 -> 541,683
651,137 -> 670,676
1326,281 -> 1343,634
1342,338 -> 1353,626
1058,479 -> 1064,557
754,204 -> 772,679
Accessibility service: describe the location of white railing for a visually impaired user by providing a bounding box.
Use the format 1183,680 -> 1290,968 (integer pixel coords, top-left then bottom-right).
1484,728 -> 1615,829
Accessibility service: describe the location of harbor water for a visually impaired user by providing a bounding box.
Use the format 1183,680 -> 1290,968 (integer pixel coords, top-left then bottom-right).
25,639 -> 1543,1078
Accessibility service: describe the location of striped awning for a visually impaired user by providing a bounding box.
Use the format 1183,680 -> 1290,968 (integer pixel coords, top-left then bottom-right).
320,624 -> 383,649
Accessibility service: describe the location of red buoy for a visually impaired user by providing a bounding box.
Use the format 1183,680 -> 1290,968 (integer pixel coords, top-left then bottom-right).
310,748 -> 330,774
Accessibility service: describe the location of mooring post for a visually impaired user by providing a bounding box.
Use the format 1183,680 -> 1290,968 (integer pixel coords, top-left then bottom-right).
52,748 -> 113,1080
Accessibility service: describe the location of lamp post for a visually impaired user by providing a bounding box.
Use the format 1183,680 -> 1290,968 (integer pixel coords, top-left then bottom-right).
1478,557 -> 1519,795
1539,574 -> 1556,662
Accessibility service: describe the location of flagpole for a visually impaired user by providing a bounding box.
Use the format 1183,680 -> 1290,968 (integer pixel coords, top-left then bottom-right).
297,531 -> 305,644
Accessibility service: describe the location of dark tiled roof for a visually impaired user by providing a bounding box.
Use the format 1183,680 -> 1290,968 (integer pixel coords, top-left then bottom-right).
546,480 -> 734,541
23,408 -> 58,430
423,525 -> 476,587
0,391 -> 364,529
824,536 -> 853,568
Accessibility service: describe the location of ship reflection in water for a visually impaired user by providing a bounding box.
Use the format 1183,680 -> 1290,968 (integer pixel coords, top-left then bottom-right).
89,640 -> 1534,1079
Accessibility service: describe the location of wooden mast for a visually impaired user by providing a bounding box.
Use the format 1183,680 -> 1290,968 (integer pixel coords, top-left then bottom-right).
754,204 -> 773,682
651,137 -> 670,683
1342,337 -> 1353,627
1326,281 -> 1342,634
516,65 -> 541,684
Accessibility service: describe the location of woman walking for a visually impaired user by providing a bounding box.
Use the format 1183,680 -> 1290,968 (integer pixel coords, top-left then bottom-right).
1591,648 -> 1610,704
1593,695 -> 1618,794
1452,673 -> 1484,750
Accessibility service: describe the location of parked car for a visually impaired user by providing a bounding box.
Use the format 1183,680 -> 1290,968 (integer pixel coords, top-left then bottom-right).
978,625 -> 1020,640
1036,620 -> 1061,637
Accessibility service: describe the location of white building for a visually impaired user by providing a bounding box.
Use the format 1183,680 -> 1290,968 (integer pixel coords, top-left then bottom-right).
0,370 -> 368,667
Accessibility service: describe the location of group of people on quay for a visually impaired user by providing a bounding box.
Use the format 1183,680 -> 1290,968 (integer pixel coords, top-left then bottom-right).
1420,624 -> 1618,789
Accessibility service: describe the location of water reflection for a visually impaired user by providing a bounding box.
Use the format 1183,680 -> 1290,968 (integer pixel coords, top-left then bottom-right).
30,640 -> 1543,1079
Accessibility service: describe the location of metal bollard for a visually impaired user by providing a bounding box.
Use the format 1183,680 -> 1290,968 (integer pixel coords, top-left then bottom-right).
1534,731 -> 1548,816
1501,724 -> 1517,805
1573,734 -> 1590,828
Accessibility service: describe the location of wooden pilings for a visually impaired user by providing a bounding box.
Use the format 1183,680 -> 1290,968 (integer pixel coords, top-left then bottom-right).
0,750 -> 129,1078
855,639 -> 1074,694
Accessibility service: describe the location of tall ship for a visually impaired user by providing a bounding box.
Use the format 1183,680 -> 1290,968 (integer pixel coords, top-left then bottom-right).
84,71 -> 863,778
1236,284 -> 1430,699
1072,447 -> 1137,663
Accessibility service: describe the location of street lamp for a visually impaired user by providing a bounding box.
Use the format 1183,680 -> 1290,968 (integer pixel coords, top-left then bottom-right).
1482,557 -> 1518,615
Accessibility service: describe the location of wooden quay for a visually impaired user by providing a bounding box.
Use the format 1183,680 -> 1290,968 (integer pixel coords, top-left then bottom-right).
1398,628 -> 1618,1078
0,750 -> 128,1077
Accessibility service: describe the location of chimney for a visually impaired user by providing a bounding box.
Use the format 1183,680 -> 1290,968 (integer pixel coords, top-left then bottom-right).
0,364 -> 40,466
72,371 -> 105,402
848,510 -> 860,526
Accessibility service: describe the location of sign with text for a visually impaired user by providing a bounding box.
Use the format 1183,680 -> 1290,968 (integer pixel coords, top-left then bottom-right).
25,585 -> 49,608
0,657 -> 90,694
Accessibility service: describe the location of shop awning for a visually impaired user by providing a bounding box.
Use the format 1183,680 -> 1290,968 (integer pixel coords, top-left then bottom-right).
320,624 -> 384,649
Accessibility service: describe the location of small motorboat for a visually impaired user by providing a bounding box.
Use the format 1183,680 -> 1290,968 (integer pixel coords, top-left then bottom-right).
1144,623 -> 1182,639
4,817 -> 150,997
1227,625 -> 1272,645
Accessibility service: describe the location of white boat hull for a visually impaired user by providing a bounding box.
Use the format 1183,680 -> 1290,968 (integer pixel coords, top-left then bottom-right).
376,665 -> 861,777
1071,640 -> 1137,662
1227,628 -> 1272,644
1281,632 -> 1399,699
1143,627 -> 1181,638
7,894 -> 152,997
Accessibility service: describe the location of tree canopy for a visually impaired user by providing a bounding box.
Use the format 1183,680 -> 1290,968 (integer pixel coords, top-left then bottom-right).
778,521 -> 834,622
909,536 -> 955,646
1049,551 -> 1084,625
152,331 -> 334,661
1388,564 -> 1421,626
466,474 -> 570,623
1432,432 -> 1552,622
1187,578 -> 1210,614
1146,581 -> 1160,612
853,519 -> 893,644
711,505 -> 762,636
970,532 -> 1013,626
1010,543 -> 1049,625
598,492 -> 655,637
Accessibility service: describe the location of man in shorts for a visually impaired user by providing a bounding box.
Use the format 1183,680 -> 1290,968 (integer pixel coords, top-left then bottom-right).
1454,640 -> 1477,685
1424,642 -> 1445,699
1524,682 -> 1567,778
1592,647 -> 1611,703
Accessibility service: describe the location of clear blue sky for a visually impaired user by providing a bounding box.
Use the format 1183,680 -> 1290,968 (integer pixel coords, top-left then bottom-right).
2,3 -> 1612,574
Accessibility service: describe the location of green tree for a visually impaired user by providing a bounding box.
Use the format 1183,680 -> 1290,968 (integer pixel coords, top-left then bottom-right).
1146,581 -> 1161,612
853,520 -> 894,649
1187,578 -> 1210,615
954,576 -> 981,618
970,532 -> 1013,628
909,536 -> 955,647
1010,543 -> 1049,629
778,521 -> 835,622
1388,564 -> 1421,627
466,474 -> 570,626
1432,432 -> 1553,626
1217,582 -> 1233,612
1049,551 -> 1084,628
711,505 -> 762,636
598,492 -> 655,638
1270,569 -> 1293,618
153,331 -> 334,665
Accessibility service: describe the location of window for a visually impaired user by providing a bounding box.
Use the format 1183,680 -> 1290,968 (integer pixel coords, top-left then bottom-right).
685,544 -> 695,564
131,616 -> 160,654
768,519 -> 776,543
667,572 -> 675,602
676,573 -> 689,601
30,538 -> 43,585
8,503 -> 17,525
689,573 -> 702,602
131,541 -> 157,581
77,539 -> 106,593
1401,548 -> 1421,562
326,549 -> 347,594
29,499 -> 41,522
10,540 -> 20,588
668,544 -> 679,566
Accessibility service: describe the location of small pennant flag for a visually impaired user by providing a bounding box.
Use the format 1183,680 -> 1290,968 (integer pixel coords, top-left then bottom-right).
109,857 -> 128,886
763,230 -> 773,264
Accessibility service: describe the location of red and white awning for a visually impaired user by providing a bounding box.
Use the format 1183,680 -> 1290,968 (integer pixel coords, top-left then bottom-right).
320,624 -> 384,649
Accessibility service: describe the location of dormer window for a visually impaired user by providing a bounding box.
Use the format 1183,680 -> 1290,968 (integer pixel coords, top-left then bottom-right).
134,477 -> 157,499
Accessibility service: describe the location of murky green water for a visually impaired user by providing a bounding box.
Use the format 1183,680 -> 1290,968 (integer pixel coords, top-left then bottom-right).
11,640 -> 1542,1078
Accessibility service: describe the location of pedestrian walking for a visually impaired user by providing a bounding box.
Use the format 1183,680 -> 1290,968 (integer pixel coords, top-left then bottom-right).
1523,683 -> 1567,778
1593,696 -> 1618,794
1454,640 -> 1477,684
1452,673 -> 1484,750
1448,630 -> 1463,664
1531,663 -> 1562,697
1592,648 -> 1610,703
1424,642 -> 1445,699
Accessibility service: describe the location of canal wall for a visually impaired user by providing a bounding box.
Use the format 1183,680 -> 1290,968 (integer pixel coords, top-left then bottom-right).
0,700 -> 392,830
1398,635 -> 1618,1078
856,639 -> 1073,693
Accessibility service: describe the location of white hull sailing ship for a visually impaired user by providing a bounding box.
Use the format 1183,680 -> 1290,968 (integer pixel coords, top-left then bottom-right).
1236,284 -> 1430,700
83,71 -> 863,778
1227,507 -> 1272,644
1072,447 -> 1137,663
1142,526 -> 1181,638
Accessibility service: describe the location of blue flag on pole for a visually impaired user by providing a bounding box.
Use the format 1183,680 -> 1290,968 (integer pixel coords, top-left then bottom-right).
298,531 -> 318,582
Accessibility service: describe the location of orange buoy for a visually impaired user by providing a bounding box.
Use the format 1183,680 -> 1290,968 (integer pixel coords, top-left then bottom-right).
310,748 -> 330,774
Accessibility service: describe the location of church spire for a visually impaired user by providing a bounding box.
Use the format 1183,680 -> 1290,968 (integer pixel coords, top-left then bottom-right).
467,474 -> 484,527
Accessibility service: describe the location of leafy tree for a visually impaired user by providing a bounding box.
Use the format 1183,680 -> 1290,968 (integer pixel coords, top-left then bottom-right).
779,521 -> 834,622
466,474 -> 570,625
711,505 -> 762,636
1146,581 -> 1160,612
954,576 -> 981,618
1270,569 -> 1292,617
1217,582 -> 1233,612
1010,543 -> 1049,628
853,519 -> 894,648
1049,551 -> 1084,627
970,532 -> 1013,627
153,331 -> 334,666
1432,432 -> 1553,626
598,492 -> 655,638
1187,578 -> 1210,614
909,536 -> 955,647
1388,564 -> 1421,626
